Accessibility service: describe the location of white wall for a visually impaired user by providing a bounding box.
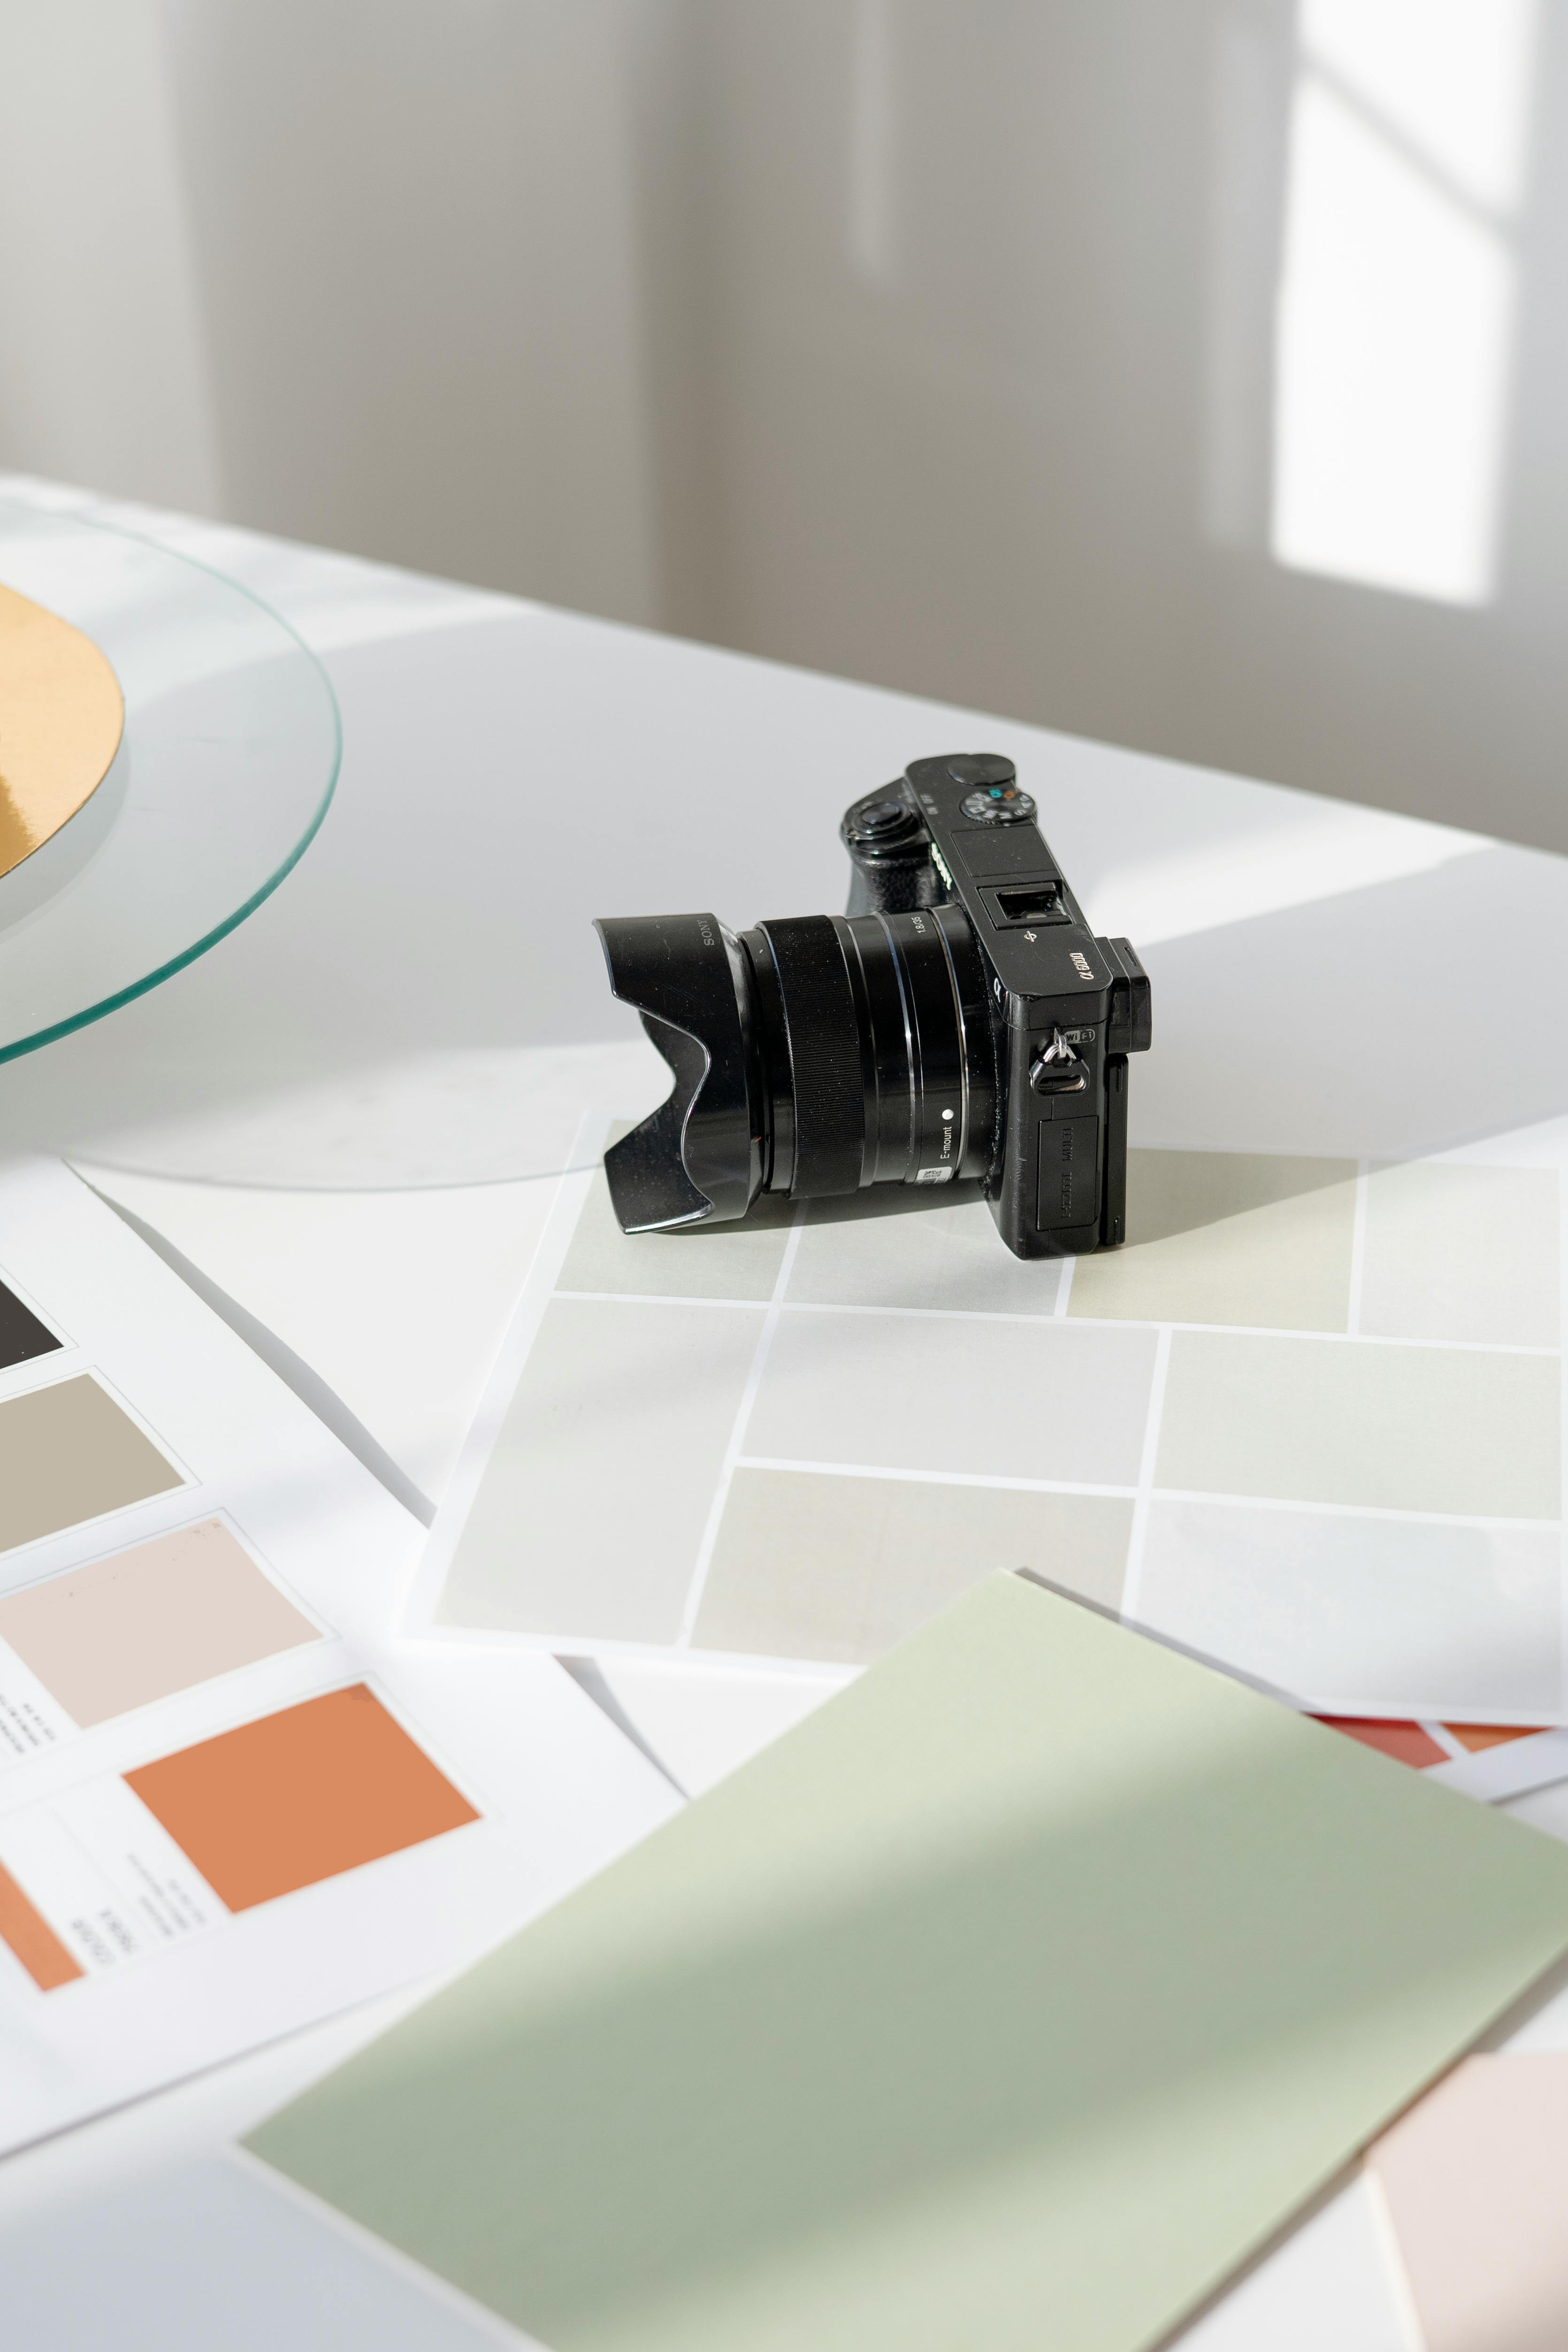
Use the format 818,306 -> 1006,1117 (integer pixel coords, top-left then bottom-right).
672,1 -> 1568,847
0,0 -> 224,516
3,0 -> 1568,847
0,0 -> 662,624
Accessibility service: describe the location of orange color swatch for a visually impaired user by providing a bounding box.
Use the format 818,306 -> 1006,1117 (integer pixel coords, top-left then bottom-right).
0,1858 -> 82,1990
126,1685 -> 478,1912
1445,1723 -> 1540,1753
1314,1716 -> 1447,1768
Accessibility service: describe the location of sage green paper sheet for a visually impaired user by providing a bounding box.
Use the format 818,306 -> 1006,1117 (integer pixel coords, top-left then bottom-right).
247,1574 -> 1568,2352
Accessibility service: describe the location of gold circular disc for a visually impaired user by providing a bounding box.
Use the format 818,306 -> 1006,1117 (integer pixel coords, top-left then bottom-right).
0,582 -> 125,882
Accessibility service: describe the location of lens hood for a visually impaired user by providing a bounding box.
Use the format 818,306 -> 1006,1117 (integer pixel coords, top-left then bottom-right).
593,913 -> 760,1231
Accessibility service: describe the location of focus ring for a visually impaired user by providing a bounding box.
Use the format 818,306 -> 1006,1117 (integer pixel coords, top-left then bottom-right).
756,915 -> 865,1196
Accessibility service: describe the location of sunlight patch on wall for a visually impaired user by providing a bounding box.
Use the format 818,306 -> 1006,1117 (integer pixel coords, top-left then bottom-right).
1271,0 -> 1536,606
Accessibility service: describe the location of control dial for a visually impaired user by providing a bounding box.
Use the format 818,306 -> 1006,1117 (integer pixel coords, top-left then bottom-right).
843,793 -> 921,847
948,752 -> 1037,826
959,782 -> 1037,825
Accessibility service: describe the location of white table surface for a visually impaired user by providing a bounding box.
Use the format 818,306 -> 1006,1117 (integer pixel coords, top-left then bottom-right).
6,474 -> 1568,2345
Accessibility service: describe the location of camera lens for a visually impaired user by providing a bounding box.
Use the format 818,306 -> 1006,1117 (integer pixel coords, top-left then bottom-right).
594,905 -> 996,1231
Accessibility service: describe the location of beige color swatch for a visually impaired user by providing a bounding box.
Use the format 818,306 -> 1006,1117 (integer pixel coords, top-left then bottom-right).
558,1163 -> 794,1301
747,1310 -> 1156,1486
789,1186 -> 1063,1314
1369,2054 -> 1568,2352
695,1470 -> 1131,1662
1361,1161 -> 1560,1347
1156,1332 -> 1560,1518
439,1297 -> 764,1640
0,583 -> 124,882
1068,1149 -> 1358,1329
1138,1503 -> 1560,1716
0,1375 -> 183,1553
0,1519 -> 320,1727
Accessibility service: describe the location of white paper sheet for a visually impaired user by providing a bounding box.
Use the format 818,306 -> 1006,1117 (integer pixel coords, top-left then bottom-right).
409,1117 -> 1567,1722
0,1157 -> 679,2154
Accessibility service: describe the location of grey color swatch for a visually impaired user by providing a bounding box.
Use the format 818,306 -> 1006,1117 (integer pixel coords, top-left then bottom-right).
438,1298 -> 763,1641
0,1374 -> 183,1553
1156,1332 -> 1561,1519
1360,1162 -> 1561,1347
788,1187 -> 1063,1315
1138,1503 -> 1562,1716
1068,1150 -> 1358,1331
747,1310 -> 1157,1486
694,1470 -> 1132,1662
558,1165 -> 794,1302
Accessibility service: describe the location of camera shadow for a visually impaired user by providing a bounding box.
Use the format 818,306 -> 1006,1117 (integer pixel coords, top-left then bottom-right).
773,1180 -> 988,1231
689,1155 -> 1350,1258
655,838 -> 1568,1262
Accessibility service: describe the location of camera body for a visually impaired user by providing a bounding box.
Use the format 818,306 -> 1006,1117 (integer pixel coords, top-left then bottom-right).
841,754 -> 1148,1256
594,751 -> 1150,1260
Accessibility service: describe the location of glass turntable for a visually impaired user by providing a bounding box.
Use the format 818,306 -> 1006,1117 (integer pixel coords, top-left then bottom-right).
0,499 -> 339,1064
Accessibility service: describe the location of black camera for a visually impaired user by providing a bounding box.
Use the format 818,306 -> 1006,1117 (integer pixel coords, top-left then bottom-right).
593,752 -> 1150,1258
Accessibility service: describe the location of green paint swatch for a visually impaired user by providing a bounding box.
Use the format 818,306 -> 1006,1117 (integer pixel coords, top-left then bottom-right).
248,1575 -> 1568,2352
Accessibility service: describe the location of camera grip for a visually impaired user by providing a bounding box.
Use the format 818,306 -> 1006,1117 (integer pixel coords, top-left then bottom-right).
843,846 -> 944,918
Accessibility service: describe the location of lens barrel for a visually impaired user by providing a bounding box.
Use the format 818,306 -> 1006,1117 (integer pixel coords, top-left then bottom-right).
594,905 -> 995,1232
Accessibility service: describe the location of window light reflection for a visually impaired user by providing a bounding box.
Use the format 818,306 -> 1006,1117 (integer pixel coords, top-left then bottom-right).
1270,0 -> 1536,606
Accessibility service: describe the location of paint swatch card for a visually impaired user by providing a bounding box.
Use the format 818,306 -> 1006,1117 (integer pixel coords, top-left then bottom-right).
0,1686 -> 477,1991
1314,1714 -> 1568,1807
410,1128 -> 1565,1721
250,1575 -> 1568,2352
0,1519 -> 321,1761
0,1156 -> 680,2155
1368,2054 -> 1568,2352
0,1371 -> 184,1551
0,1272 -> 60,1371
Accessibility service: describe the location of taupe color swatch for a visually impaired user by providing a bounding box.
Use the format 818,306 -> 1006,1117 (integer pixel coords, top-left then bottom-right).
1360,1161 -> 1560,1347
558,1164 -> 794,1302
250,1575 -> 1568,2352
0,1519 -> 321,1727
695,1471 -> 1132,1662
1137,1503 -> 1561,1715
1068,1150 -> 1358,1330
747,1311 -> 1157,1486
788,1186 -> 1063,1315
0,1375 -> 183,1554
1156,1333 -> 1560,1519
439,1298 -> 763,1641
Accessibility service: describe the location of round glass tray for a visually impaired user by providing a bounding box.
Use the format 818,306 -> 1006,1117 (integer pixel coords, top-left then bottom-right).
0,500 -> 339,1063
